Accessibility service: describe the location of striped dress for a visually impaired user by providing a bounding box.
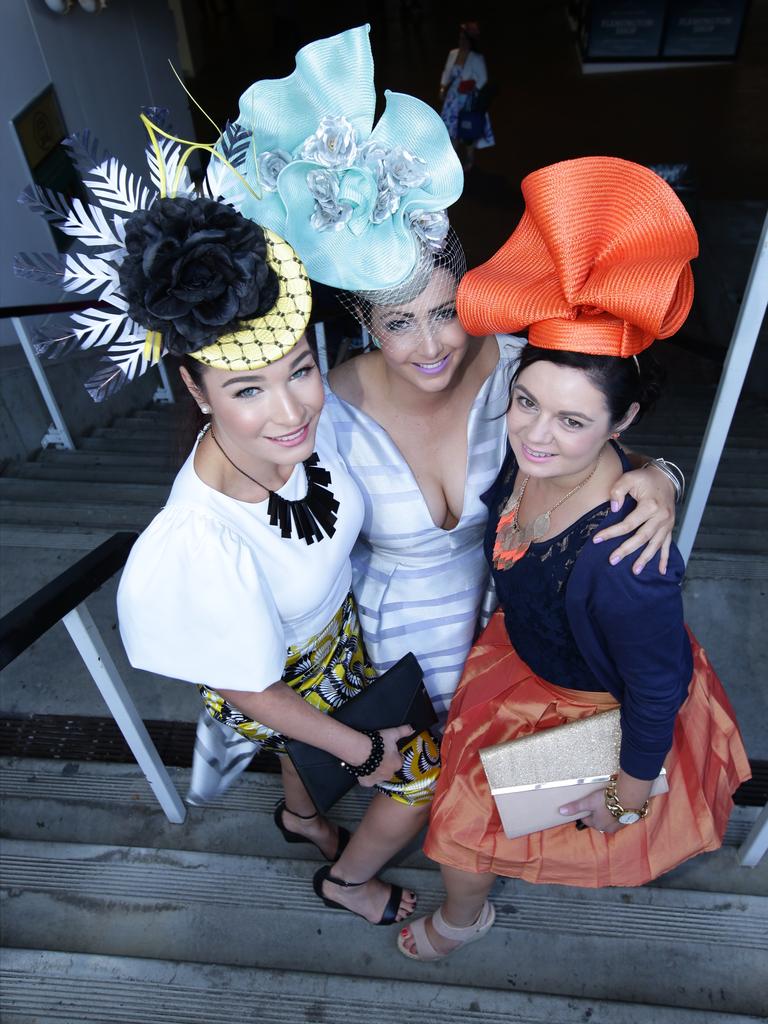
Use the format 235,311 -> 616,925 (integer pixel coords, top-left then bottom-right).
325,335 -> 525,725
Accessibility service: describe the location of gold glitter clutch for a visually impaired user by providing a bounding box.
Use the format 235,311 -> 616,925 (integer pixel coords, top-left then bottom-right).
479,709 -> 668,839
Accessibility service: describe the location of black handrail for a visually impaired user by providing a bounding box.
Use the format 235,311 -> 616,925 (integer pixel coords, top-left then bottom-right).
0,531 -> 138,671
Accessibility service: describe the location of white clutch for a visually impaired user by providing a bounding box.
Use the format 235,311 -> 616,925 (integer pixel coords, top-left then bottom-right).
479,708 -> 668,839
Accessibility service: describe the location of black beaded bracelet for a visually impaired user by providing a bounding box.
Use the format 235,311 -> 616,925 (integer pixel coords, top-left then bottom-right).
340,729 -> 385,778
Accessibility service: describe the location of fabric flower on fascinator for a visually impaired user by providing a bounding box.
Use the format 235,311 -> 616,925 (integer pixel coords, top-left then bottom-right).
221,24 -> 463,292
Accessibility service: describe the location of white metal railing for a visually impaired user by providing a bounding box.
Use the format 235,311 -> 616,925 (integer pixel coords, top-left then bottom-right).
0,532 -> 186,824
677,212 -> 768,562
12,316 -> 75,450
63,602 -> 186,823
676,212 -> 768,869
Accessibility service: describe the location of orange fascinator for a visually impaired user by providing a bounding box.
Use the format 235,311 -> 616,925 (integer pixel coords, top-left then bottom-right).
457,157 -> 698,357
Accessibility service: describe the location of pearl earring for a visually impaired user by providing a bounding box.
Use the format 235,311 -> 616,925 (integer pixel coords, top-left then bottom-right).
200,405 -> 211,415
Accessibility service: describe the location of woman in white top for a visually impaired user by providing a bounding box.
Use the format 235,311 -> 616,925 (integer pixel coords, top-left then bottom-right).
17,116 -> 438,927
120,330 -> 439,926
439,21 -> 495,170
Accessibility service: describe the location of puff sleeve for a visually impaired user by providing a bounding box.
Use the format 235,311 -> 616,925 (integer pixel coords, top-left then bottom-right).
117,508 -> 285,693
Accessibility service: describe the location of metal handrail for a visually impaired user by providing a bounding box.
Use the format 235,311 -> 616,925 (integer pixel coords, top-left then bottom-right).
0,532 -> 186,823
0,532 -> 137,670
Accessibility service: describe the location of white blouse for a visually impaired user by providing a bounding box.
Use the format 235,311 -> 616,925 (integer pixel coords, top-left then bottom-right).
117,410 -> 364,693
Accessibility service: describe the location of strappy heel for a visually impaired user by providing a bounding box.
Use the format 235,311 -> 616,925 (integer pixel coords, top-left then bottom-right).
273,800 -> 350,862
312,863 -> 413,926
397,900 -> 496,960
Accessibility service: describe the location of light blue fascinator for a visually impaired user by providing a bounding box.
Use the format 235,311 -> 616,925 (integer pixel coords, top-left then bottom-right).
226,24 -> 463,293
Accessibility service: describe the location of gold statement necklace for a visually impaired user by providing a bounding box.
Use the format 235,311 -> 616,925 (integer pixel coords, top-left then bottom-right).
493,447 -> 604,570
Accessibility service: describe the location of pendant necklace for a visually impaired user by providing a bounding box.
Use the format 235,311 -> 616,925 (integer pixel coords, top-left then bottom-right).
207,424 -> 339,544
493,447 -> 604,570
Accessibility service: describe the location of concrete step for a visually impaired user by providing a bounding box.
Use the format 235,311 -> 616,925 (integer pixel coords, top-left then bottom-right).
79,435 -> 180,454
89,425 -> 183,444
0,477 -> 169,506
12,462 -> 177,485
628,432 -> 767,449
686,550 -> 768,580
687,527 -> 768,555
698,487 -> 768,507
0,499 -> 158,531
122,401 -> 184,413
628,446 -> 767,466
696,505 -> 768,530
5,949 -> 759,1024
0,525 -> 114,550
36,448 -> 179,469
2,839 -> 765,1014
111,412 -> 184,429
2,759 -> 764,896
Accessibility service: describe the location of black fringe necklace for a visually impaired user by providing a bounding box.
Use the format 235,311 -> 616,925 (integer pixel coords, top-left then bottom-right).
207,424 -> 339,544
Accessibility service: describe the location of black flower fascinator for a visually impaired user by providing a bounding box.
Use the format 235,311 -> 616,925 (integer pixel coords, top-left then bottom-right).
119,197 -> 279,355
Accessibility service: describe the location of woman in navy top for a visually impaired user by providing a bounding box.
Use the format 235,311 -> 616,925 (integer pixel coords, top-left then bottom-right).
399,157 -> 751,961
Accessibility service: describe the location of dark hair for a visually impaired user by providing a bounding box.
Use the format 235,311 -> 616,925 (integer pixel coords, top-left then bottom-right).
459,22 -> 481,52
510,346 -> 665,427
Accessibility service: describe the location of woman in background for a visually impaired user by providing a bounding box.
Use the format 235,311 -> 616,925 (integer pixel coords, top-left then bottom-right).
439,21 -> 495,170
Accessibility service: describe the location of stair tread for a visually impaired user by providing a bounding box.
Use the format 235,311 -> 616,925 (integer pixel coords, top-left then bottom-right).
0,478 -> 169,501
4,949 -> 759,1024
1,758 -> 764,895
1,838 -> 765,1013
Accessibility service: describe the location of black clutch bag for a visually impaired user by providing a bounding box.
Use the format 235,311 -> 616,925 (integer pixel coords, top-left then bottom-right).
284,652 -> 438,814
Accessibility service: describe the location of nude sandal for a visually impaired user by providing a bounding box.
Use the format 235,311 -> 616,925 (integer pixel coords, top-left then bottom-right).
396,900 -> 496,961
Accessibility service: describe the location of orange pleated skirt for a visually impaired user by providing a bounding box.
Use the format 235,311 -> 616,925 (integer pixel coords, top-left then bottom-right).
424,612 -> 751,888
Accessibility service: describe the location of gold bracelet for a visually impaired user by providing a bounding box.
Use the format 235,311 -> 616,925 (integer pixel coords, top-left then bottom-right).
604,773 -> 649,825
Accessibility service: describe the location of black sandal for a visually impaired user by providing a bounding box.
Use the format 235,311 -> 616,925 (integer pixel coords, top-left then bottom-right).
312,863 -> 413,927
273,800 -> 350,862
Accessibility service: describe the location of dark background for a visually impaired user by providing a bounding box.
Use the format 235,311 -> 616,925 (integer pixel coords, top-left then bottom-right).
179,0 -> 768,270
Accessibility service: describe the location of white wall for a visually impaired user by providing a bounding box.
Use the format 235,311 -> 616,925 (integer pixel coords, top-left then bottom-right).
1,0 -> 196,316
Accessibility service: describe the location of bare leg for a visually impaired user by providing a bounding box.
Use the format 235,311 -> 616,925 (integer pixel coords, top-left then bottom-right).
400,863 -> 495,954
319,791 -> 429,923
278,756 -> 345,860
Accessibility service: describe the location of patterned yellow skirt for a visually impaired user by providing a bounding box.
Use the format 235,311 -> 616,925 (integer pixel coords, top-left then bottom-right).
199,592 -> 440,806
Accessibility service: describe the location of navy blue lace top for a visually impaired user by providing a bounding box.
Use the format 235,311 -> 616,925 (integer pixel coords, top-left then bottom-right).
481,442 -> 693,779
482,446 -> 613,690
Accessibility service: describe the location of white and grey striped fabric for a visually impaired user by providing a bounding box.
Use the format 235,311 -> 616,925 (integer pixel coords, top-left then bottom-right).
326,335 -> 525,726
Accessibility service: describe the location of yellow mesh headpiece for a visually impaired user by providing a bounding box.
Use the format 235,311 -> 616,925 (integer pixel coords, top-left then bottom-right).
190,229 -> 312,370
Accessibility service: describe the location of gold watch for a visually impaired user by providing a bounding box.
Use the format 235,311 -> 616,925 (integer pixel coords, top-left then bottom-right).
604,774 -> 649,825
